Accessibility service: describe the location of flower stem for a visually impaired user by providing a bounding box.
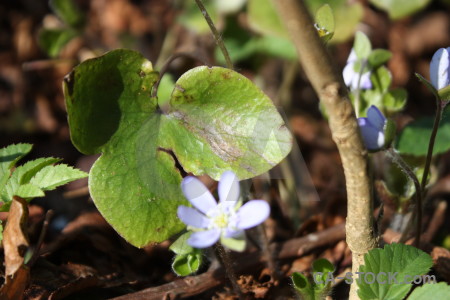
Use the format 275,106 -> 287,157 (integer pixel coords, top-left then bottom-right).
214,243 -> 243,299
420,96 -> 443,193
386,148 -> 422,247
194,0 -> 233,69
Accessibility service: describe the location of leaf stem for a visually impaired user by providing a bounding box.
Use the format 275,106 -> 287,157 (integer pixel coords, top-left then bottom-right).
386,148 -> 422,247
151,52 -> 210,101
213,243 -> 243,299
194,0 -> 233,69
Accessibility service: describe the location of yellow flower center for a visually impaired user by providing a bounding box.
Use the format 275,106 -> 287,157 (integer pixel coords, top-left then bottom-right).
212,213 -> 228,229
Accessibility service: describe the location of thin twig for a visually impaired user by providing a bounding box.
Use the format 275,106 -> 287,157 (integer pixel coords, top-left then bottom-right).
386,148 -> 422,247
194,0 -> 233,69
27,210 -> 54,267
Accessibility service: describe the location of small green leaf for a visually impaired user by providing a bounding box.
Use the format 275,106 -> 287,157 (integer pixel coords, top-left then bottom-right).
292,272 -> 314,300
315,4 -> 334,43
38,28 -> 78,58
396,105 -> 450,156
368,49 -> 392,68
357,243 -> 433,300
49,0 -> 84,28
247,0 -> 288,38
438,84 -> 450,101
369,0 -> 432,19
172,251 -> 202,276
0,144 -> 33,190
220,235 -> 246,252
415,73 -> 440,99
354,31 -> 372,59
382,88 -> 407,112
29,164 -> 87,191
371,66 -> 392,93
409,282 -> 450,300
170,232 -> 194,255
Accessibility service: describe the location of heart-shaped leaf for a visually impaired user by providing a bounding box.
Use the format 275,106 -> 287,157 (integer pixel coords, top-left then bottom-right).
64,49 -> 292,247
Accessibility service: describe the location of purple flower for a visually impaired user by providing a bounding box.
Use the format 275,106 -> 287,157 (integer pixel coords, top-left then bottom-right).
343,50 -> 372,90
357,105 -> 387,151
430,47 -> 450,90
177,171 -> 270,249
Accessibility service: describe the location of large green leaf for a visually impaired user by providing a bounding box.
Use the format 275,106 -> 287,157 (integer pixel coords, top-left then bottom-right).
160,66 -> 292,180
64,49 -> 292,247
357,243 -> 433,300
369,0 -> 432,19
395,105 -> 450,156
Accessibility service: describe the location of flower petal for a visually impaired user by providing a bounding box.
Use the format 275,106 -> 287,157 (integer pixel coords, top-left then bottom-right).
367,105 -> 386,130
430,47 -> 450,90
177,206 -> 210,229
235,200 -> 270,230
181,176 -> 217,214
359,71 -> 373,90
358,118 -> 384,150
218,171 -> 240,203
187,229 -> 221,248
343,63 -> 356,88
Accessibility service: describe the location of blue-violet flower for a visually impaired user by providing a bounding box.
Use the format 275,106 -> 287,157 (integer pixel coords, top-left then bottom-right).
430,47 -> 450,90
343,50 -> 372,90
177,171 -> 270,249
357,105 -> 387,151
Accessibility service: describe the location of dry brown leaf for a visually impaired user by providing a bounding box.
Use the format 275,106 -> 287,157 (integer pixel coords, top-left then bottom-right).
0,196 -> 31,300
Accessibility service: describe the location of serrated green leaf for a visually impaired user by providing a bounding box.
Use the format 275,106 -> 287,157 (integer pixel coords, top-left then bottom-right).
357,243 -> 433,300
15,184 -> 45,199
170,232 -> 194,255
369,0 -> 432,19
408,282 -> 450,300
354,32 -> 372,59
49,0 -> 84,28
0,144 -> 33,191
395,105 -> 450,156
371,66 -> 392,93
292,272 -> 314,300
14,157 -> 62,185
38,28 -> 78,58
172,251 -> 202,276
368,49 -> 392,68
64,49 -> 291,247
315,4 -> 334,38
29,164 -> 87,191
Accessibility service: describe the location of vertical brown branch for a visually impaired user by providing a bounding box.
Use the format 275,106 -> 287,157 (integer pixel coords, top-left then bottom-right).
272,1 -> 376,299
